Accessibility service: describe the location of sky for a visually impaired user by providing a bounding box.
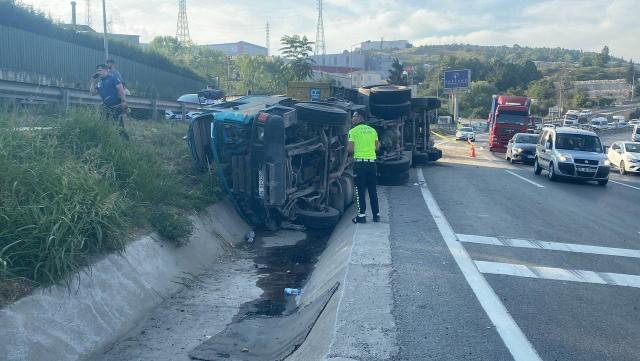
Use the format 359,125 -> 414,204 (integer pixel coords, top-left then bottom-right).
20,0 -> 640,61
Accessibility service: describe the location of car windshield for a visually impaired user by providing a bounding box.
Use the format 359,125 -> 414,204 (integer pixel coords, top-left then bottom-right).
497,113 -> 528,126
177,94 -> 201,104
555,134 -> 602,152
515,134 -> 539,144
460,127 -> 473,132
626,143 -> 640,153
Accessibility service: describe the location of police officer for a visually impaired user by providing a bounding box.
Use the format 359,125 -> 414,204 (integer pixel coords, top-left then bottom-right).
348,109 -> 380,224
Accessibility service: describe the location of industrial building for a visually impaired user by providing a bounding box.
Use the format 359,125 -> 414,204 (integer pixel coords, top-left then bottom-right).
197,41 -> 268,57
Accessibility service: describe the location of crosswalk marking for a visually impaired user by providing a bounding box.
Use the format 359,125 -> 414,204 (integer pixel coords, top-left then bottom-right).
475,261 -> 640,289
458,234 -> 640,259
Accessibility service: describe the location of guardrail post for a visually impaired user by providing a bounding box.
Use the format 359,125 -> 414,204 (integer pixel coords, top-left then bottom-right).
181,102 -> 186,121
61,89 -> 70,107
151,99 -> 158,121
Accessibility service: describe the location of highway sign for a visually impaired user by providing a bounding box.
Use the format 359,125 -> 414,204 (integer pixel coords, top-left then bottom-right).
444,69 -> 471,90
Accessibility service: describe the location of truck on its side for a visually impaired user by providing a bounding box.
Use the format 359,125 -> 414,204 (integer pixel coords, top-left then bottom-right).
488,95 -> 532,152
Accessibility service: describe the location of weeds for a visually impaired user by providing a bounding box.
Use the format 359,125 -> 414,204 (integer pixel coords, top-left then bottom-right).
0,107 -> 221,289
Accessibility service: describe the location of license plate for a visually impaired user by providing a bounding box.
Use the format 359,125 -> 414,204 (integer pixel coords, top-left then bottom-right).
527,155 -> 534,158
578,167 -> 596,173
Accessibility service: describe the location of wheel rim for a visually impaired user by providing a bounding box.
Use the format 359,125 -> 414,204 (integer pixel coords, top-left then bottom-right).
620,161 -> 625,174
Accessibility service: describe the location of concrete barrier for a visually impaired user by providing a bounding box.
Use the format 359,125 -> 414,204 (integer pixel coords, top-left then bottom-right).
287,187 -> 398,361
0,200 -> 252,361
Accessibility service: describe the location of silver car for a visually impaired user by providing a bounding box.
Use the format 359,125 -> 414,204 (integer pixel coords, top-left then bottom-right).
534,127 -> 610,185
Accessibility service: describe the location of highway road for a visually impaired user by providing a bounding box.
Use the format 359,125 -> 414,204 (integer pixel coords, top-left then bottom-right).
389,129 -> 640,360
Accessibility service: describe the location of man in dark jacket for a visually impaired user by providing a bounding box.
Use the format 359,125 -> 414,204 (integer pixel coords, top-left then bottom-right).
90,63 -> 129,139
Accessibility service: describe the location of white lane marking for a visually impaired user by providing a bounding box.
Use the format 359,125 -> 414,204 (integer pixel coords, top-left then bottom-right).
610,180 -> 640,191
458,234 -> 640,259
435,141 -> 448,147
417,169 -> 541,361
475,261 -> 640,289
505,170 -> 546,188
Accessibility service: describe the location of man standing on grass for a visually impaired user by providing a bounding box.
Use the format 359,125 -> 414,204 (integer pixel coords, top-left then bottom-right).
90,64 -> 129,140
348,109 -> 380,224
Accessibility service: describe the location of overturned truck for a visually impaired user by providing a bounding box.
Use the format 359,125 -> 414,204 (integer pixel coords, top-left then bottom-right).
188,96 -> 356,230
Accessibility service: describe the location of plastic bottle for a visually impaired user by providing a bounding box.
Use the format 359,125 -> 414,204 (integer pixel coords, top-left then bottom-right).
284,288 -> 301,295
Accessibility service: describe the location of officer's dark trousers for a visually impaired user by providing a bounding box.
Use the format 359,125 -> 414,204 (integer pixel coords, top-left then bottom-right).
102,104 -> 130,140
353,161 -> 379,216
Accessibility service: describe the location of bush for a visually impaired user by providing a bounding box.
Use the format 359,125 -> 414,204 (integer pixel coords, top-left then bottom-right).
630,108 -> 640,119
149,211 -> 194,246
0,107 -> 220,286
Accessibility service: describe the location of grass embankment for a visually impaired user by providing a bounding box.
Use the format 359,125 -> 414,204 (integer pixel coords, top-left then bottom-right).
0,107 -> 223,306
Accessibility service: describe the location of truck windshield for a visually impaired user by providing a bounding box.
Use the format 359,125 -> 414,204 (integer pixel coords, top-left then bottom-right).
590,120 -> 604,125
496,113 -> 528,126
565,114 -> 578,120
555,134 -> 602,152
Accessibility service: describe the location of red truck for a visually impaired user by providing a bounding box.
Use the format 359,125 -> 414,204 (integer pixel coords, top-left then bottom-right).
488,95 -> 532,152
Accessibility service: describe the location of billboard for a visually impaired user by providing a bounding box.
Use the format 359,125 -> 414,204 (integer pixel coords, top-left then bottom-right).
443,69 -> 471,90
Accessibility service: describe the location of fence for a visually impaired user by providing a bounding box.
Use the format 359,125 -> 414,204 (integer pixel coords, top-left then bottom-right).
0,79 -> 200,120
0,25 -> 207,99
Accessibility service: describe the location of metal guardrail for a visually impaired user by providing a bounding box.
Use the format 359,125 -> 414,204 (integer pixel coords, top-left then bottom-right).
0,79 -> 200,120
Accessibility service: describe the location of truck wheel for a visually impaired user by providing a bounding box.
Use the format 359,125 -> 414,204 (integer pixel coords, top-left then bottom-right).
338,177 -> 355,209
370,85 -> 412,105
377,171 -> 410,186
370,101 -> 412,119
294,103 -> 349,126
295,207 -> 340,228
412,152 -> 430,166
329,193 -> 345,217
425,150 -> 441,162
410,97 -> 441,111
377,155 -> 411,174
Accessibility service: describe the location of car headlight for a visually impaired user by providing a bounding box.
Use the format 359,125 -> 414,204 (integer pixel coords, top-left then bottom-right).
514,148 -> 524,153
627,155 -> 638,163
558,153 -> 573,162
602,159 -> 611,166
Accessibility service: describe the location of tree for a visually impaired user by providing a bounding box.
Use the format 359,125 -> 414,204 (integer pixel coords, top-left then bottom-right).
150,36 -> 194,61
600,45 -> 611,63
572,87 -> 590,107
388,58 -> 407,85
188,47 -> 227,87
459,81 -> 498,113
279,35 -> 315,81
626,59 -> 638,84
234,54 -> 287,95
526,78 -> 556,115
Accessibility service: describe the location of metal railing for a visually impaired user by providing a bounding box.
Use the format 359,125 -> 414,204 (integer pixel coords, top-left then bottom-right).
0,79 -> 200,120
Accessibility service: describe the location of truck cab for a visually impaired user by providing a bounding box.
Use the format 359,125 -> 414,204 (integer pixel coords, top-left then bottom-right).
488,95 -> 531,152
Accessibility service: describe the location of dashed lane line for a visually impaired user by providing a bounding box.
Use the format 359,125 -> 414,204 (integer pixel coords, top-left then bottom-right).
458,234 -> 640,259
505,170 -> 546,188
610,180 -> 640,191
417,169 -> 542,361
475,261 -> 640,289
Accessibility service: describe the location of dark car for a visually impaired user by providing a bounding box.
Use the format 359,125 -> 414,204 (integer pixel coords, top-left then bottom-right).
506,133 -> 539,164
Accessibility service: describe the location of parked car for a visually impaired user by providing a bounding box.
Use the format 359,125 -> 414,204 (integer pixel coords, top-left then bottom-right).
580,109 -> 593,117
165,94 -> 203,120
607,142 -> 640,175
455,127 -> 476,141
534,127 -> 610,185
617,122 -> 629,128
505,133 -> 539,164
632,123 -> 640,142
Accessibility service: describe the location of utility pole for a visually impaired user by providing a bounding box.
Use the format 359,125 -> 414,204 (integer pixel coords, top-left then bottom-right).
227,56 -> 232,97
265,22 -> 270,56
101,0 -> 108,60
85,0 -> 92,28
176,0 -> 191,43
314,0 -> 326,55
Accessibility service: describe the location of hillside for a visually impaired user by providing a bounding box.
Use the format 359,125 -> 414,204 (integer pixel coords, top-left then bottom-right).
375,43 -> 626,67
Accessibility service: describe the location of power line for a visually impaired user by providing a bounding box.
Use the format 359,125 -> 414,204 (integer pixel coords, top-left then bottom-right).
176,0 -> 190,43
315,0 -> 326,55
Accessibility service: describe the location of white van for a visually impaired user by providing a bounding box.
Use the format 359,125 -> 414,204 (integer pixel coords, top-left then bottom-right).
612,115 -> 625,124
589,118 -> 608,131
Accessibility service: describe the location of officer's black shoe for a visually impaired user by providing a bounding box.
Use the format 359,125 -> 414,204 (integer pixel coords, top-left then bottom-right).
373,214 -> 380,222
352,216 -> 367,224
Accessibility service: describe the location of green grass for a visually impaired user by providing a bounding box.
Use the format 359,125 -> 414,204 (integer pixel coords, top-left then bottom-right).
0,106 -> 223,288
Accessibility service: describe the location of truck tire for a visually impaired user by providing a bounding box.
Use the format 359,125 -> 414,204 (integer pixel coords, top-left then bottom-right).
412,152 -> 430,166
377,171 -> 410,186
377,155 -> 411,174
338,176 -> 355,209
370,85 -> 412,105
295,207 -> 340,228
370,101 -> 412,119
426,149 -> 441,162
329,193 -> 345,217
410,97 -> 441,111
294,103 -> 349,126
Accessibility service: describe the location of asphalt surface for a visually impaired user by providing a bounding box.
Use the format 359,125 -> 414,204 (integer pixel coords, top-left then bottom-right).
389,129 -> 640,360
